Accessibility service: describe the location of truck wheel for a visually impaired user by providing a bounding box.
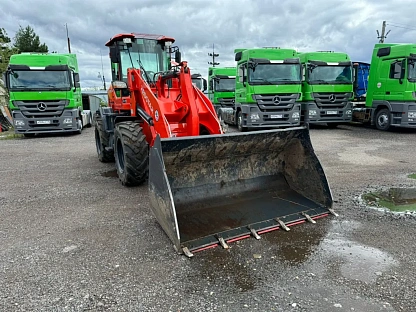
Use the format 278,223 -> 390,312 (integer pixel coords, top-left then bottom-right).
327,123 -> 339,129
95,114 -> 114,162
375,108 -> 391,131
237,111 -> 247,132
114,121 -> 148,186
86,113 -> 92,128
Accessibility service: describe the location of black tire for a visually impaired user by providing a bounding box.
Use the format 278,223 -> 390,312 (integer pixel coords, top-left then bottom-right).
95,114 -> 114,162
237,110 -> 247,132
114,121 -> 148,186
375,108 -> 391,131
86,113 -> 92,128
327,123 -> 339,129
23,133 -> 35,138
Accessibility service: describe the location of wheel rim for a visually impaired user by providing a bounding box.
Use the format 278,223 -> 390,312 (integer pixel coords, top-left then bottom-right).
238,114 -> 242,130
116,138 -> 125,174
95,130 -> 102,154
378,113 -> 389,128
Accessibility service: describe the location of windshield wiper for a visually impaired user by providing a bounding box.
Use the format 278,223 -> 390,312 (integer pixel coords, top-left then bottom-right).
12,85 -> 29,89
250,78 -> 274,85
309,80 -> 330,84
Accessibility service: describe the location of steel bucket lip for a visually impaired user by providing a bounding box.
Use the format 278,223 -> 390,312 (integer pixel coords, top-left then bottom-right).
182,211 -> 331,254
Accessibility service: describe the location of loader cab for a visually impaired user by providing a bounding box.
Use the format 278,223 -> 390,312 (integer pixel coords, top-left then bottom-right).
106,34 -> 175,84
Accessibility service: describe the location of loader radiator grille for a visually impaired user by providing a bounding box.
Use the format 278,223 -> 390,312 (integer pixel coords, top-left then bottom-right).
312,92 -> 352,108
253,93 -> 300,111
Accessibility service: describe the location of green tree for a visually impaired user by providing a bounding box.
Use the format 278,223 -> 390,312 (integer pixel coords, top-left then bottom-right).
0,28 -> 18,76
13,25 -> 48,53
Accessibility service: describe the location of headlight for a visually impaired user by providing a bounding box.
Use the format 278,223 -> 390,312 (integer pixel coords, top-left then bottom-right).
408,112 -> 416,118
63,118 -> 73,124
250,113 -> 260,120
14,119 -> 25,126
292,112 -> 300,118
309,110 -> 317,116
346,109 -> 352,115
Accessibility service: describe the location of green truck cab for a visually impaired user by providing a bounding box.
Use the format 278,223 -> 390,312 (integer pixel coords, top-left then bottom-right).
352,43 -> 416,131
220,48 -> 301,131
297,51 -> 353,127
3,53 -> 84,137
207,67 -> 236,114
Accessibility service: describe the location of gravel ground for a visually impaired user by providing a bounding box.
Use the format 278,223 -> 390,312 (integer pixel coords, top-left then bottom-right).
0,125 -> 415,312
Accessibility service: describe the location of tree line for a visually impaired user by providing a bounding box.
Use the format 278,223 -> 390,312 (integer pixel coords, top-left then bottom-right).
0,25 -> 49,76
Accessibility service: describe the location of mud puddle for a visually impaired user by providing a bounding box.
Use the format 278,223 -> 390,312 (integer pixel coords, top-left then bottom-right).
363,187 -> 416,212
101,169 -> 118,178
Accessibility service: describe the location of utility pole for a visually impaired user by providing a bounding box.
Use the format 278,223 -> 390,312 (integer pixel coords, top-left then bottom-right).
100,49 -> 106,90
208,44 -> 219,67
65,23 -> 71,53
377,21 -> 391,43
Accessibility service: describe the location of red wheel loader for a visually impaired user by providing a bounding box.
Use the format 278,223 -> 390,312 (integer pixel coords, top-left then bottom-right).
94,33 -> 336,257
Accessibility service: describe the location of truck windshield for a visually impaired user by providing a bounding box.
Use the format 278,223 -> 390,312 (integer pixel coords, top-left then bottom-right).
249,64 -> 301,85
407,58 -> 416,81
308,65 -> 352,84
214,78 -> 235,92
9,70 -> 71,91
119,39 -> 168,81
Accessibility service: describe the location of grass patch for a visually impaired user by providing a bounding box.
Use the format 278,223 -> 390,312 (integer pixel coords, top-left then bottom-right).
408,173 -> 416,180
0,131 -> 23,140
363,188 -> 416,212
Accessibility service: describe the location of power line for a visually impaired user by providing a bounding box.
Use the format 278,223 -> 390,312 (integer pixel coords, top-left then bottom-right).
387,23 -> 416,31
385,21 -> 416,29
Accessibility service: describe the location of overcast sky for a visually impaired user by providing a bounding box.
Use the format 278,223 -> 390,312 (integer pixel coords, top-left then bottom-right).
1,0 -> 416,89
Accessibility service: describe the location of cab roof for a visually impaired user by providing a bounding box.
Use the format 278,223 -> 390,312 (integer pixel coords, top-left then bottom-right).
105,33 -> 175,46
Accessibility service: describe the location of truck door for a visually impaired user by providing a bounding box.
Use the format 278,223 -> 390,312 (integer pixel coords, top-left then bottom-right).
385,58 -> 405,103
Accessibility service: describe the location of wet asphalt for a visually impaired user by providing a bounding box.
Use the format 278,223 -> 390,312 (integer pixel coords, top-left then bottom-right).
0,124 -> 415,312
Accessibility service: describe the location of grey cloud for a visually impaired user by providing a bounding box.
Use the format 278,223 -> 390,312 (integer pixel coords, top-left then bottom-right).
1,0 -> 416,87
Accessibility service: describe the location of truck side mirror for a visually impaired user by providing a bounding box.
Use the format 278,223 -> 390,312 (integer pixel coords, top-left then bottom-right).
73,73 -> 80,90
203,78 -> 207,92
2,72 -> 8,90
175,51 -> 181,64
109,46 -> 120,63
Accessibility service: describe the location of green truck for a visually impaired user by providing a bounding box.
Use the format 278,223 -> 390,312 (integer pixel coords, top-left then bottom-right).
352,43 -> 416,130
219,48 -> 301,131
3,53 -> 87,137
297,51 -> 353,127
207,67 -> 236,114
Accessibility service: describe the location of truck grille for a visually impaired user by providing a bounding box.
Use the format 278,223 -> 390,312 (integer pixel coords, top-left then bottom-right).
312,92 -> 352,108
13,100 -> 68,118
253,94 -> 300,111
218,98 -> 235,107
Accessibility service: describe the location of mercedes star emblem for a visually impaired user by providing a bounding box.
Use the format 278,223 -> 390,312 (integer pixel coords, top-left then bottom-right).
273,96 -> 281,104
328,94 -> 336,102
37,102 -> 47,111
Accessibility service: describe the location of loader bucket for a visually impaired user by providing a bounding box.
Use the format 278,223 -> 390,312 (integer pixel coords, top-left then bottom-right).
148,126 -> 333,256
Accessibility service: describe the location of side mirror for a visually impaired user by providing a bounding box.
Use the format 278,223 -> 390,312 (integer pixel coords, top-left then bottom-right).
203,78 -> 207,91
2,72 -> 8,90
73,73 -> 80,90
175,51 -> 181,64
109,46 -> 120,63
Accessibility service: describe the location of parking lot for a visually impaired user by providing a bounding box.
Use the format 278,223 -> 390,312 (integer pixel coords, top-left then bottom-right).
1,125 -> 415,312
